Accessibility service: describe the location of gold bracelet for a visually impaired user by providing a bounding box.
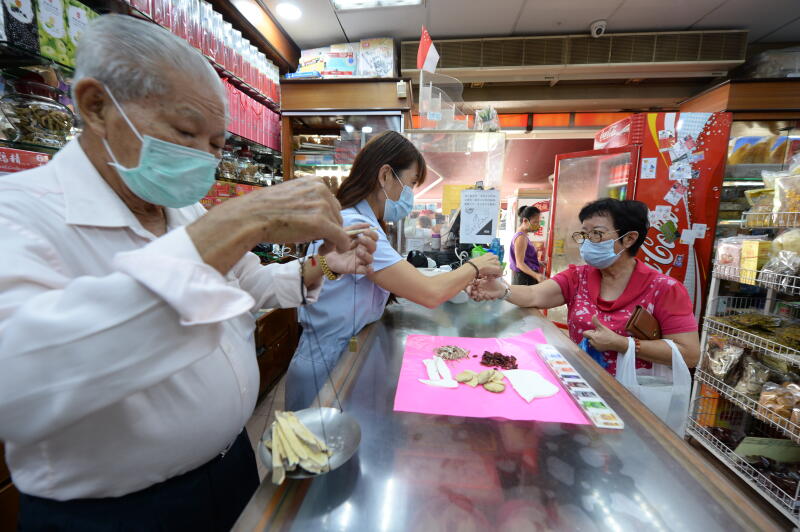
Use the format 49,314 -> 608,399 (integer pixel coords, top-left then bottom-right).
318,255 -> 341,281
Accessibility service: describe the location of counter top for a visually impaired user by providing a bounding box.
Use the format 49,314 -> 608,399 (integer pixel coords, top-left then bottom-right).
234,300 -> 783,531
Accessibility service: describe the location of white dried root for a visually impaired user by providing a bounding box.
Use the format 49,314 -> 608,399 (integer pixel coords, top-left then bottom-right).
264,411 -> 332,485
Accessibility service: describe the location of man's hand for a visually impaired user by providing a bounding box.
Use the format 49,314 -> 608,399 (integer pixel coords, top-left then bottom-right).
466,277 -> 506,301
323,224 -> 378,275
583,315 -> 628,353
187,178 -> 351,274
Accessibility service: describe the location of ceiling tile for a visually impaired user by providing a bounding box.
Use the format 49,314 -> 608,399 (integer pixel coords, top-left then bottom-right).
427,0 -> 526,38
689,0 -> 797,41
756,17 -> 800,42
609,0 -> 718,32
514,0 -> 620,35
263,0 -> 345,49
338,5 -> 426,41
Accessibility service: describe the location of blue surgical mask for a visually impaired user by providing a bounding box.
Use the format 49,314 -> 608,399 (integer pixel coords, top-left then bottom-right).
382,168 -> 414,222
579,232 -> 630,269
102,87 -> 219,208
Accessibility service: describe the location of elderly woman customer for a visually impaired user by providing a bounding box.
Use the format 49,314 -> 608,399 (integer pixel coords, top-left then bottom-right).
471,198 -> 700,375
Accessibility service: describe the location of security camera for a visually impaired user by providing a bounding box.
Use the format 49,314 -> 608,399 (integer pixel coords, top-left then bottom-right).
590,20 -> 607,38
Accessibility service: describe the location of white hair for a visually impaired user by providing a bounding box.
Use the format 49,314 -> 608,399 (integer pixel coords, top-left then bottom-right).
72,15 -> 224,106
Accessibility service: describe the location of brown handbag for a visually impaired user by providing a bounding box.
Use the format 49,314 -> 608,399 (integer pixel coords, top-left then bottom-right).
625,305 -> 662,341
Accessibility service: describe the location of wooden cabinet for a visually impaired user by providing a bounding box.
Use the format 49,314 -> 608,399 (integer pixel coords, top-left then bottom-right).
255,308 -> 299,397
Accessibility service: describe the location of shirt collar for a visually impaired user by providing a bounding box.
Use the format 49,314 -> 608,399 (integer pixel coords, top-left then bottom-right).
350,199 -> 380,226
55,139 -> 187,238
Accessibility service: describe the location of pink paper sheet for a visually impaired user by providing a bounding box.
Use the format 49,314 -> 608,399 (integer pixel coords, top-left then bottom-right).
393,329 -> 589,424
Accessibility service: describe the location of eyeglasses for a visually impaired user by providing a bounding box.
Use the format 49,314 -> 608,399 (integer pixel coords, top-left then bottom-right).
572,229 -> 617,244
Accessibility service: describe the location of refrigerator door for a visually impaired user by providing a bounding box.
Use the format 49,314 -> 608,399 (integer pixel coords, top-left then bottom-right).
546,146 -> 639,327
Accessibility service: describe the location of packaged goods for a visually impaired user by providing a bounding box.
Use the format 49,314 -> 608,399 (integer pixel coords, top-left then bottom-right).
758,250 -> 800,294
63,0 -> 95,66
358,38 -> 394,77
758,382 -> 800,423
775,174 -> 800,216
744,188 -> 775,227
734,357 -> 773,397
740,239 -> 773,284
0,80 -> 73,148
705,335 -> 744,385
773,229 -> 800,255
36,0 -> 69,65
2,0 -> 39,53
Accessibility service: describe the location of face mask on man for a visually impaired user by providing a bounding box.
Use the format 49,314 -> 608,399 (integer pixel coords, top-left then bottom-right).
102,86 -> 220,208
382,167 -> 414,222
579,232 -> 631,269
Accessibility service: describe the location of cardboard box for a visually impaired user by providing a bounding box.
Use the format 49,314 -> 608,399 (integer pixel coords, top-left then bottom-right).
358,38 -> 394,78
740,240 -> 772,285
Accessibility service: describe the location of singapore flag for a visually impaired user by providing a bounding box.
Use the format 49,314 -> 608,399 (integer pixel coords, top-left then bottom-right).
417,26 -> 439,73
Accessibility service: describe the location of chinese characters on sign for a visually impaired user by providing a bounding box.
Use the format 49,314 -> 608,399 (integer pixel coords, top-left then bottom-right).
460,189 -> 500,245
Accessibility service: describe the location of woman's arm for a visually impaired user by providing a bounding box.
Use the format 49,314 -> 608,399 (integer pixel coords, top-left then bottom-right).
369,253 -> 500,309
583,316 -> 700,368
469,277 -> 565,309
513,234 -> 540,279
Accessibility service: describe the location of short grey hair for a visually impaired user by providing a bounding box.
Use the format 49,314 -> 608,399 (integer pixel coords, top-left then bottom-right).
72,15 -> 224,106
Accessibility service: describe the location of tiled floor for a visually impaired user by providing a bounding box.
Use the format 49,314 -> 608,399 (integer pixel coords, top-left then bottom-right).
245,377 -> 286,481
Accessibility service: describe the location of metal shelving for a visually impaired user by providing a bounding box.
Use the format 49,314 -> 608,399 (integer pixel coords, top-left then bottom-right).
687,419 -> 800,521
692,255 -> 800,524
712,261 -> 800,296
743,211 -> 800,229
695,369 -> 800,442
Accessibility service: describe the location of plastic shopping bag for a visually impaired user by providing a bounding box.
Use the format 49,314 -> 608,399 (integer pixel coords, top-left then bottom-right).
616,338 -> 691,437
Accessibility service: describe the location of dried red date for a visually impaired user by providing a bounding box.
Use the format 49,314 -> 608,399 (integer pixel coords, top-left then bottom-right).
480,351 -> 518,370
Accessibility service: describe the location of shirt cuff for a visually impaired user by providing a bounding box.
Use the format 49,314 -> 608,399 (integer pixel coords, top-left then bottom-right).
268,260 -> 323,306
113,227 -> 255,326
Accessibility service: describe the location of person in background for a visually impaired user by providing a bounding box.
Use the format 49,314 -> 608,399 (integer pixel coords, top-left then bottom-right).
509,206 -> 545,285
286,131 -> 501,410
433,213 -> 446,234
0,16 -> 377,531
470,198 -> 700,376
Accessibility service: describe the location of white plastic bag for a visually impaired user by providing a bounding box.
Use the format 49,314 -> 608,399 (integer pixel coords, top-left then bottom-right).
616,338 -> 691,437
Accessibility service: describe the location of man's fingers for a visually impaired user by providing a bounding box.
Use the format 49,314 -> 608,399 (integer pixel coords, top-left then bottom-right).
320,221 -> 351,254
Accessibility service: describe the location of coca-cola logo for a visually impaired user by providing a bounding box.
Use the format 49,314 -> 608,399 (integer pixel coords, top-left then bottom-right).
640,233 -> 676,274
598,121 -> 630,142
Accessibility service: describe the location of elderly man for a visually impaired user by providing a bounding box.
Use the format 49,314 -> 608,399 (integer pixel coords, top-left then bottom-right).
0,15 -> 376,531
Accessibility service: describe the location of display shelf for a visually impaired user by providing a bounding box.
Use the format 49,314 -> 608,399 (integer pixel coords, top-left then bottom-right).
743,211 -> 800,229
217,177 -> 267,188
718,219 -> 744,226
713,261 -> 800,296
0,140 -> 61,156
696,369 -> 800,442
686,419 -> 800,523
704,317 -> 800,368
726,164 -> 786,180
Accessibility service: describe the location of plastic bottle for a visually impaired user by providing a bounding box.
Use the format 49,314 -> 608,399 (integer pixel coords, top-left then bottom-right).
489,238 -> 501,257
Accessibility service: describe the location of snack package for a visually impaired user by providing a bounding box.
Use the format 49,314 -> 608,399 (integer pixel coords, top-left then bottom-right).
734,357 -> 773,397
705,335 -> 745,385
791,408 -> 800,427
775,174 -> 800,215
715,237 -> 744,269
744,188 -> 776,227
773,229 -> 800,255
758,382 -> 800,423
740,240 -> 773,284
758,250 -> 800,294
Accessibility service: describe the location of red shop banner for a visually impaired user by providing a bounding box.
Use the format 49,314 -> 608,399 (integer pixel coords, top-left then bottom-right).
0,147 -> 50,173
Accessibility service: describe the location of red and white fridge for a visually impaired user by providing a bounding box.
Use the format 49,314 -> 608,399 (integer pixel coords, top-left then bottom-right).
546,112 -> 732,326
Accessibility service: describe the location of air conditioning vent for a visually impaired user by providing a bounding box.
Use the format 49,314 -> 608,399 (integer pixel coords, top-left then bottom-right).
401,30 -> 747,82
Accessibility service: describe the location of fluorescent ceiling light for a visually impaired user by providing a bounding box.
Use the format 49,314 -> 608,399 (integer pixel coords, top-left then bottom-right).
344,124 -> 355,133
275,2 -> 302,19
332,0 -> 422,11
362,126 -> 373,133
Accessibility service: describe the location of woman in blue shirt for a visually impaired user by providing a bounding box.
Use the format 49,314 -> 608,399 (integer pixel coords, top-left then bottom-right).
286,131 -> 501,409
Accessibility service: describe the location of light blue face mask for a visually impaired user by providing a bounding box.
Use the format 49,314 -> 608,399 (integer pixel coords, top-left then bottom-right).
102,87 -> 219,208
382,167 -> 414,222
579,232 -> 631,269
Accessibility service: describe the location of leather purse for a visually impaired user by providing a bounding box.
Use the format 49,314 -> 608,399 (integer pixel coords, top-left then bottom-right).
625,305 -> 662,341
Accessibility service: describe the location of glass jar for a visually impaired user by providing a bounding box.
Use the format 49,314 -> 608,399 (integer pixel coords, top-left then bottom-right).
217,144 -> 238,181
237,147 -> 257,183
0,80 -> 74,148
